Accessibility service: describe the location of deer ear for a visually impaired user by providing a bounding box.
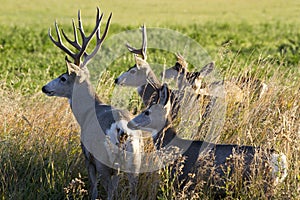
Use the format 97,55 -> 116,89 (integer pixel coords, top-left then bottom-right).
65,58 -> 81,75
159,83 -> 170,106
199,62 -> 214,77
159,83 -> 172,117
65,59 -> 88,83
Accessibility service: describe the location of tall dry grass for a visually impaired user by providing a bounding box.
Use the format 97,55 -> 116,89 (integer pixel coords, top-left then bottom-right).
0,54 -> 299,199
0,89 -> 84,199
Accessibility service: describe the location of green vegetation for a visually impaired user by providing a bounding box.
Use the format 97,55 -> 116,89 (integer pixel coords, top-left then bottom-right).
1,0 -> 300,27
0,0 -> 299,199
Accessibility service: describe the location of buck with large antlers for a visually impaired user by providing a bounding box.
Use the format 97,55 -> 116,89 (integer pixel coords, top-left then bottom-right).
42,8 -> 142,200
128,83 -> 287,198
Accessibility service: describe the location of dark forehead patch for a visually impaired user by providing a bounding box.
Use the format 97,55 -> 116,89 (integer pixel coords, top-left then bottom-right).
60,72 -> 71,77
186,71 -> 200,83
174,62 -> 183,71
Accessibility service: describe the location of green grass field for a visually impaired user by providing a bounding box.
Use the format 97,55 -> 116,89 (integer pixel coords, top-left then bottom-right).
1,0 -> 300,27
0,0 -> 299,199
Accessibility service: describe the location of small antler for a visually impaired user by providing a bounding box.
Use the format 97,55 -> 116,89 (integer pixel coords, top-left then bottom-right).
49,7 -> 112,66
126,24 -> 147,60
175,53 -> 188,68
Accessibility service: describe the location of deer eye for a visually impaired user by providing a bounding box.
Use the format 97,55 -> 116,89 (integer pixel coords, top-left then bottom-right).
60,76 -> 67,82
144,110 -> 151,116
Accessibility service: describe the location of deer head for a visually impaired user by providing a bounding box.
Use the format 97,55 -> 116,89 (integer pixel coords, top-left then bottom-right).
163,53 -> 188,80
115,25 -> 154,87
115,55 -> 151,86
163,53 -> 214,93
127,83 -> 171,134
187,62 -> 214,93
42,8 -> 112,99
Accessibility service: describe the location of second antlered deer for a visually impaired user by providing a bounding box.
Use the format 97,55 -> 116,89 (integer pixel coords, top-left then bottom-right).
114,25 -> 182,120
114,25 -> 161,106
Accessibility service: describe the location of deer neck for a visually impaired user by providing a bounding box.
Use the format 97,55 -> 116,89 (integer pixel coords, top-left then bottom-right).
137,70 -> 161,105
153,127 -> 177,149
152,120 -> 203,153
138,84 -> 157,105
70,79 -> 103,127
152,115 -> 180,150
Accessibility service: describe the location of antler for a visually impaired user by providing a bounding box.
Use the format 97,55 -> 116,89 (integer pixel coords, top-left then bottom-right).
126,25 -> 147,60
175,53 -> 188,68
49,7 -> 112,66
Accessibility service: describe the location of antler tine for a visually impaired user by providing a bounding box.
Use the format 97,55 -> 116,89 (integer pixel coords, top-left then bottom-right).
49,8 -> 111,67
99,12 -> 113,43
175,52 -> 183,59
77,9 -> 84,38
125,24 -> 147,60
77,7 -> 105,66
81,9 -> 112,66
125,43 -> 143,55
141,24 -> 147,60
61,19 -> 81,51
177,52 -> 186,61
48,21 -> 77,62
175,52 -> 188,68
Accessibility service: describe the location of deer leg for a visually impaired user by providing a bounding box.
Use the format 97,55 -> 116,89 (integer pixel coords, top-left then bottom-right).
105,174 -> 119,200
85,160 -> 98,200
127,172 -> 139,200
81,143 -> 99,199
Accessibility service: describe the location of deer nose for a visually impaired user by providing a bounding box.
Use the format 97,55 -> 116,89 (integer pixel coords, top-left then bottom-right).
114,78 -> 119,84
42,86 -> 47,93
127,121 -> 138,130
42,85 -> 54,96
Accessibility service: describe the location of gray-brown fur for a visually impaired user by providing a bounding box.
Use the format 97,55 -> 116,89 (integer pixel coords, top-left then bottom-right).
114,25 -> 182,120
115,25 -> 158,106
115,57 -> 161,106
128,83 -> 287,198
163,54 -> 217,124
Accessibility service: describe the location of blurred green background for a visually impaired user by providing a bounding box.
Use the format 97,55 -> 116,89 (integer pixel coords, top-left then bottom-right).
1,0 -> 300,27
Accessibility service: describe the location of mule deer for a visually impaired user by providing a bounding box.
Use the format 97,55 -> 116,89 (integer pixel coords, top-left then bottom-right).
163,53 -> 245,128
128,83 -> 287,198
162,53 -> 219,123
164,53 -> 268,102
163,53 -> 245,102
42,8 -> 142,200
114,25 -> 183,121
114,25 -> 161,106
